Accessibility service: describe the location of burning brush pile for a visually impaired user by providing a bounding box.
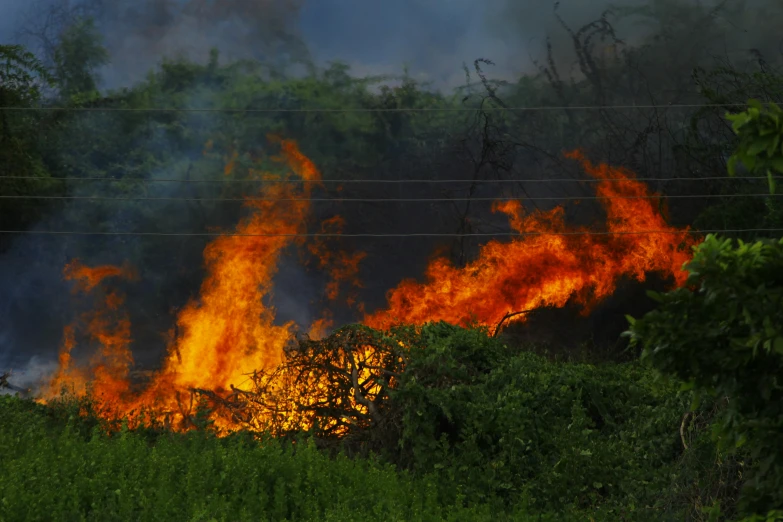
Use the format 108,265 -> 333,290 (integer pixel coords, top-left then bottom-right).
32,138 -> 698,439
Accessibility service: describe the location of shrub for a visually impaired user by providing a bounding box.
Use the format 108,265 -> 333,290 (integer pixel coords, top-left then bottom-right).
390,322 -> 690,518
626,234 -> 783,515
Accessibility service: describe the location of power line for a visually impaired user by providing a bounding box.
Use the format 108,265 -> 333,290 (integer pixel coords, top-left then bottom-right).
1,194 -> 777,203
0,102 -> 756,114
0,228 -> 779,238
0,175 -> 769,184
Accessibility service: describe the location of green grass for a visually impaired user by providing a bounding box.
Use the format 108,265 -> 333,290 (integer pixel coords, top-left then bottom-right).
0,394 -> 571,522
0,321 -> 748,522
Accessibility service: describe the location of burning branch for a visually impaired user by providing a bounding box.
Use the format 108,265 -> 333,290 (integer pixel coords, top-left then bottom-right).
493,310 -> 533,337
184,325 -> 411,440
346,335 -> 381,424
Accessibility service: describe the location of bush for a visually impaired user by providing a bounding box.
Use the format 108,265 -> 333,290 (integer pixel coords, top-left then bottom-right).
626,234 -> 783,516
390,322 -> 692,518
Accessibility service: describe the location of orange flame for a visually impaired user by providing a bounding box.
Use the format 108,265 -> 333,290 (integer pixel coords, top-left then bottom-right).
41,145 -> 699,436
130,137 -> 323,430
303,215 -> 367,339
43,138 -> 325,432
45,261 -> 136,402
306,215 -> 366,302
362,150 -> 697,330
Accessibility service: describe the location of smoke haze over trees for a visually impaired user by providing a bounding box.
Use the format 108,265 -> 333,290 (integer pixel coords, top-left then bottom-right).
3,3 -> 783,520
0,0 -> 781,378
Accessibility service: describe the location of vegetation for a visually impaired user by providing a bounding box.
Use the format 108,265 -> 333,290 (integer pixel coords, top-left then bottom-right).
2,0 -> 783,520
0,333 -> 718,521
0,394 -> 501,522
628,234 -> 783,518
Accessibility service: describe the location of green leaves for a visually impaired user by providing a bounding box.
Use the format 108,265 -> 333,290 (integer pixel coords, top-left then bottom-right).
53,17 -> 109,101
726,99 -> 783,194
391,322 -> 687,515
0,44 -> 53,106
0,395 -> 499,522
626,234 -> 783,515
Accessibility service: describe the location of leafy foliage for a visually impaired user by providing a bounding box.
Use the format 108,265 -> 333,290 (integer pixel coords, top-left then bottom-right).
626,234 -> 783,515
1,334 -> 718,522
53,17 -> 109,102
0,45 -> 63,247
0,394 -> 507,522
388,323 -> 694,518
189,321 -> 730,518
0,44 -> 54,105
726,100 -> 783,194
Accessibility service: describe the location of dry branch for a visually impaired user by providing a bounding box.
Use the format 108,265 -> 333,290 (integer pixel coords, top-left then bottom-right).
493,309 -> 533,337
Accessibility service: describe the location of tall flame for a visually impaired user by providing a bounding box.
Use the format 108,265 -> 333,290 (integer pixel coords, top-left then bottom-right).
42,138 -> 323,431
46,260 -> 136,402
362,150 -> 697,330
40,144 -> 698,435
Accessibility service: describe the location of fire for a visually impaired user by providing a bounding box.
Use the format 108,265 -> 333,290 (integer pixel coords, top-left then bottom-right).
362,150 -> 697,331
39,144 -> 698,436
45,261 -> 136,403
42,137 -> 327,432
304,214 -> 367,338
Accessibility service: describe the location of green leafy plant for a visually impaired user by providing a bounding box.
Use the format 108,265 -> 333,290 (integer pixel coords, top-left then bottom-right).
726,99 -> 783,194
626,234 -> 783,516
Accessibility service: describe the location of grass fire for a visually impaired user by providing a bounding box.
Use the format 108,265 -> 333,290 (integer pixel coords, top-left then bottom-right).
3,9 -> 782,517
32,138 -> 697,439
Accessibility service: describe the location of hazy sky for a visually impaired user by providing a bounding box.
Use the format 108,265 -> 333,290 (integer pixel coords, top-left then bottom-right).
0,0 -> 635,90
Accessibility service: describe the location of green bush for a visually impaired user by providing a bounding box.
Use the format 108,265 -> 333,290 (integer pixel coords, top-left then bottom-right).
1,319 -> 740,521
389,322 -> 693,518
626,234 -> 783,515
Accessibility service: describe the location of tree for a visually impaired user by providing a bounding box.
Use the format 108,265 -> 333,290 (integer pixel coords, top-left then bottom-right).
0,45 -> 61,249
52,18 -> 109,101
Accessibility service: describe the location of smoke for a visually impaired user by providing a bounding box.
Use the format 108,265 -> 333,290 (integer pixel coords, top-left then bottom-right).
1,0 -> 783,380
0,0 -> 629,91
0,119 -> 330,373
3,0 -> 781,91
0,356 -> 58,396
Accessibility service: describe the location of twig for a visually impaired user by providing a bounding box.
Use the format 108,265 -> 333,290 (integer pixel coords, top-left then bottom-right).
346,341 -> 381,423
680,411 -> 692,450
493,309 -> 533,337
358,362 -> 402,378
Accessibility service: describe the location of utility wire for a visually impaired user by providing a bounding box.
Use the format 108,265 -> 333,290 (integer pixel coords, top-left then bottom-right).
0,229 -> 778,238
0,102 -> 757,113
1,194 -> 778,203
0,175 -> 768,184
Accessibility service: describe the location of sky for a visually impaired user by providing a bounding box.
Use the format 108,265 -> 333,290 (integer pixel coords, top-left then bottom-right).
0,0 -> 640,91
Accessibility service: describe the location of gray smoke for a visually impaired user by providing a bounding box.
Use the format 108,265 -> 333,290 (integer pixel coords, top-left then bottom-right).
3,0 -> 781,91
1,0 -> 782,377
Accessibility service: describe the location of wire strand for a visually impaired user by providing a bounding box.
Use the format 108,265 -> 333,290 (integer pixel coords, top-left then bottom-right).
1,194 -> 777,203
0,102 -> 755,113
0,228 -> 778,238
0,175 -> 767,184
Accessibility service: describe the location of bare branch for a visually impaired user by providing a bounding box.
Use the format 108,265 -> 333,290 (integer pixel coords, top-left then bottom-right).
493,309 -> 533,337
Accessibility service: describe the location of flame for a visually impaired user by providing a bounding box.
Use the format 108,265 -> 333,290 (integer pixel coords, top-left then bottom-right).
306,215 -> 366,302
45,261 -> 136,402
303,215 -> 367,339
40,145 -> 699,436
42,137 -> 325,432
362,150 -> 698,330
131,137 -> 323,431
